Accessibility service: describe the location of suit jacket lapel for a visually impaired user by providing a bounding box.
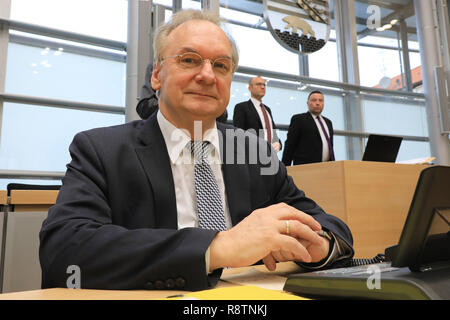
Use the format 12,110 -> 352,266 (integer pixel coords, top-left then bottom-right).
306,112 -> 322,141
247,100 -> 263,129
135,114 -> 178,229
217,124 -> 251,225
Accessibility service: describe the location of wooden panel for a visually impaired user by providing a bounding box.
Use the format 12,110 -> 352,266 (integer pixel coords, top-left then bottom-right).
343,161 -> 427,258
287,161 -> 347,223
286,161 -> 428,258
0,190 -> 7,204
12,205 -> 54,213
9,190 -> 58,205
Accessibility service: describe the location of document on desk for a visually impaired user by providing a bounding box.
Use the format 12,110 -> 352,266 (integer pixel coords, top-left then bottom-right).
221,267 -> 288,291
165,285 -> 307,300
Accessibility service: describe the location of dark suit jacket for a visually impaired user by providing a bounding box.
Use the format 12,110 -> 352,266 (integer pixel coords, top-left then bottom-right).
282,112 -> 334,166
233,100 -> 281,149
39,113 -> 351,291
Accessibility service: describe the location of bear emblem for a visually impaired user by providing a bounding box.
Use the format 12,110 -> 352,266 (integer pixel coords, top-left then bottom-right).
282,16 -> 315,38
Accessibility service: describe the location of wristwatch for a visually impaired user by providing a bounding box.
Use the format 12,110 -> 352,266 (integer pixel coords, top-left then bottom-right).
316,229 -> 332,241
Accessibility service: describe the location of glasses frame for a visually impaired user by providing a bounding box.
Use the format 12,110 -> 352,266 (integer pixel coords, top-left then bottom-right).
160,52 -> 235,76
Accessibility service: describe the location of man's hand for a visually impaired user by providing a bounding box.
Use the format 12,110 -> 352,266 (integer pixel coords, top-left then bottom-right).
272,142 -> 281,152
209,203 -> 325,272
262,232 -> 330,271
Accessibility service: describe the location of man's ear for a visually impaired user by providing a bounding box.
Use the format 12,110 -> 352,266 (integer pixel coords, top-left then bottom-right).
151,63 -> 162,91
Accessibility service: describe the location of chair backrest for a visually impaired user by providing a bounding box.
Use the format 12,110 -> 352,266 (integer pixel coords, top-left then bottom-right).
6,183 -> 61,196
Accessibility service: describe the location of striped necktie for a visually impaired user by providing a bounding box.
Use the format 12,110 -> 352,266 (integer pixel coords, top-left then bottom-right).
191,141 -> 227,231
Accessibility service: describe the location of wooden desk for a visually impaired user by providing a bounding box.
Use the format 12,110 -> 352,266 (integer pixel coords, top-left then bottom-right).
10,190 -> 58,212
0,263 -> 301,300
0,190 -> 7,205
287,161 -> 428,258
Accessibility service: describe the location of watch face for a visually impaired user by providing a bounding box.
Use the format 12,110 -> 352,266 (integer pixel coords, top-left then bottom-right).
263,0 -> 331,55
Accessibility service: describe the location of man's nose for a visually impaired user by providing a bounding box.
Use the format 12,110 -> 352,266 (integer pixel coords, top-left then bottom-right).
196,60 -> 216,83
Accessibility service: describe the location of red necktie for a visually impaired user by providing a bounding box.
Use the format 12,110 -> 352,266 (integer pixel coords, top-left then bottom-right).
260,103 -> 272,143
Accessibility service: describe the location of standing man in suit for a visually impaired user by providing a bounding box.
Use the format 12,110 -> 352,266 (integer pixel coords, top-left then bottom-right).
233,77 -> 282,152
282,90 -> 335,166
39,10 -> 353,291
136,63 -> 159,119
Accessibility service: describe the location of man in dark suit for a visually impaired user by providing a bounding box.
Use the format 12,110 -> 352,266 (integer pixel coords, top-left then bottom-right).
282,91 -> 335,166
39,10 -> 353,292
233,77 -> 282,152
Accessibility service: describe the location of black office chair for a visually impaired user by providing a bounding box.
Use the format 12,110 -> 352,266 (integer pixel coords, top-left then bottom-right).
6,183 -> 61,196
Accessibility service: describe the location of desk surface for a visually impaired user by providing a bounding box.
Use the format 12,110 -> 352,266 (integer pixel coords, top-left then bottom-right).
0,263 -> 302,300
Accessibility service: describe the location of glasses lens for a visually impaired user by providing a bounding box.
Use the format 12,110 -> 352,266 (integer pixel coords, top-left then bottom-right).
213,58 -> 232,75
178,53 -> 203,68
175,52 -> 233,76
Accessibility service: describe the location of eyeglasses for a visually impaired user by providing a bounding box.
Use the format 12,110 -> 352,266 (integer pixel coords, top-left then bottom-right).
161,52 -> 234,76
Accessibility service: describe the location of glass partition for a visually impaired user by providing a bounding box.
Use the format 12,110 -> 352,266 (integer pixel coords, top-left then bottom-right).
361,96 -> 427,137
5,42 -> 126,106
0,103 -> 124,172
10,0 -> 128,42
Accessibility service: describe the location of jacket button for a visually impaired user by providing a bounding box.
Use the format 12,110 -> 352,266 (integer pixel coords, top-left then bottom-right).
175,277 -> 186,288
155,280 -> 165,290
165,278 -> 175,289
144,281 -> 154,290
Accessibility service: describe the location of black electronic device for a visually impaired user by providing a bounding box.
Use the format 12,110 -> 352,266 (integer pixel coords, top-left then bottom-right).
362,134 -> 403,162
283,166 -> 450,300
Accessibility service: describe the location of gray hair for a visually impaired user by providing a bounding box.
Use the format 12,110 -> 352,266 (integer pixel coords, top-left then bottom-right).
153,9 -> 239,72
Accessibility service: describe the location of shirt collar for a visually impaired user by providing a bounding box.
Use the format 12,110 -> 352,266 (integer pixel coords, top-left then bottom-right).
250,97 -> 263,108
157,110 -> 222,165
309,111 -> 322,120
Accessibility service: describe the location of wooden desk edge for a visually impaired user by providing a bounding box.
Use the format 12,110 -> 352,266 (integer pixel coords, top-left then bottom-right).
0,263 -> 300,300
9,190 -> 58,205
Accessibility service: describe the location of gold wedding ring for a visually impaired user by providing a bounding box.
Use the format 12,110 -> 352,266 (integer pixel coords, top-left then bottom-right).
285,220 -> 290,235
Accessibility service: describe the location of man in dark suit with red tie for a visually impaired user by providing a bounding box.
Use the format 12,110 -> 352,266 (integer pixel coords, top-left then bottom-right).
282,90 -> 335,166
233,76 -> 282,152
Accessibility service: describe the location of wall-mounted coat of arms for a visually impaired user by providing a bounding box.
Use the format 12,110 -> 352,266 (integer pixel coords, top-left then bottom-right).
263,0 -> 331,54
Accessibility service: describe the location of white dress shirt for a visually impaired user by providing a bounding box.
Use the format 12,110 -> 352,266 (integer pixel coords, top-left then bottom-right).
157,110 -> 232,230
311,112 -> 331,162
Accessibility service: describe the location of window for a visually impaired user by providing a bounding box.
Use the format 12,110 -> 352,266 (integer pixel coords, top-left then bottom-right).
308,31 -> 339,81
0,0 -> 127,188
361,96 -> 428,137
0,103 -> 123,172
10,0 -> 128,42
5,42 -> 126,106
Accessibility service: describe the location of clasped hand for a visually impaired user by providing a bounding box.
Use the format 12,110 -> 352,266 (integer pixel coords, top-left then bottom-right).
209,203 -> 330,272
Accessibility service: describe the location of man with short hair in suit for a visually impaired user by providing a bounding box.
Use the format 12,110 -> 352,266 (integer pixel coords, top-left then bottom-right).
39,10 -> 352,292
233,77 -> 282,152
282,90 -> 335,166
